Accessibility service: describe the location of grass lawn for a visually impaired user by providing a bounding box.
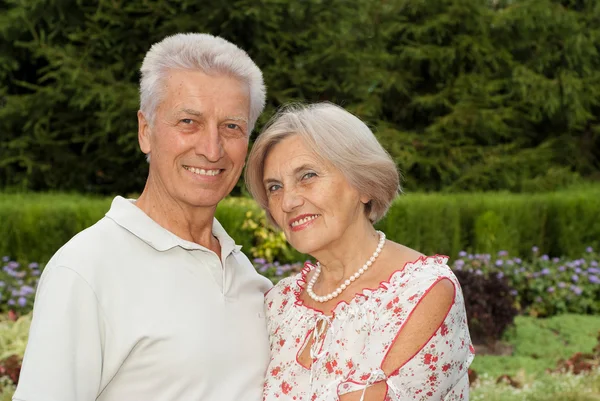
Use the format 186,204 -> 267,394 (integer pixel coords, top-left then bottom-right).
471,314 -> 600,378
471,314 -> 600,400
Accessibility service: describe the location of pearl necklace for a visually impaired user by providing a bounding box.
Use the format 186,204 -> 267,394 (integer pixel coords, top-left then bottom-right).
306,231 -> 386,303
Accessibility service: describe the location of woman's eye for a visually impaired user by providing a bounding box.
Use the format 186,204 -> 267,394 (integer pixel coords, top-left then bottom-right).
302,172 -> 317,180
267,184 -> 281,192
181,119 -> 193,124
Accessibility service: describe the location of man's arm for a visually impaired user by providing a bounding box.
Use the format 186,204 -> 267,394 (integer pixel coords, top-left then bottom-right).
13,265 -> 106,401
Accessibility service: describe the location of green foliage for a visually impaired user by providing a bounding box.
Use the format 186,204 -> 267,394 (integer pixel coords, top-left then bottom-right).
240,209 -> 300,263
0,314 -> 30,361
1,0 -> 599,194
1,187 -> 599,265
377,185 -> 600,258
471,369 -> 600,401
471,314 -> 600,378
0,193 -> 110,263
0,377 -> 16,401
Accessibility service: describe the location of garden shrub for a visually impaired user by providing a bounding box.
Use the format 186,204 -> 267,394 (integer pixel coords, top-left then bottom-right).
454,269 -> 519,345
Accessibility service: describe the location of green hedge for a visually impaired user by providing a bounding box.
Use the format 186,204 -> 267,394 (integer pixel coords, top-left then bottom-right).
1,187 -> 599,264
377,186 -> 600,258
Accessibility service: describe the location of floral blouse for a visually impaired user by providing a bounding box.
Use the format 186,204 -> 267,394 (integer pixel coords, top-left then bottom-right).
263,255 -> 475,401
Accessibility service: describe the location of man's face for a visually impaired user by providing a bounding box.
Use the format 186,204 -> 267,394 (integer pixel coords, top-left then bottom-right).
138,69 -> 250,209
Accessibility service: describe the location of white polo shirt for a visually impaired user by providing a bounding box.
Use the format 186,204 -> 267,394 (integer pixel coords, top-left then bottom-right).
14,196 -> 273,401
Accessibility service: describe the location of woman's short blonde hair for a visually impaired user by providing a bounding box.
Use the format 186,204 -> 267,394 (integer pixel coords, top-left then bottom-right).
245,102 -> 400,225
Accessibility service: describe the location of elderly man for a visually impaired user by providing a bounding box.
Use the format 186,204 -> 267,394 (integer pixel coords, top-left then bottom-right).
14,33 -> 272,401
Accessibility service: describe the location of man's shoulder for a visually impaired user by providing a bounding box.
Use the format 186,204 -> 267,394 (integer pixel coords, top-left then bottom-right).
45,216 -> 132,275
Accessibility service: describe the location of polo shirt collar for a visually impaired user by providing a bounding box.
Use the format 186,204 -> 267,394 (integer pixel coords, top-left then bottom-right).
105,196 -> 242,256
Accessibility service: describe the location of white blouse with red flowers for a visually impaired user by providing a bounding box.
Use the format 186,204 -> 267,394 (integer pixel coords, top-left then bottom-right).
263,255 -> 475,401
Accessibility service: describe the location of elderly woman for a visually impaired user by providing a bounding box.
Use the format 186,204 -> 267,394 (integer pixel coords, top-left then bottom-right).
246,103 -> 474,401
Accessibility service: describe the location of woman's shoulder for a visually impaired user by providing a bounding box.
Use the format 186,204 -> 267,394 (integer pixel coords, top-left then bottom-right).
379,243 -> 452,284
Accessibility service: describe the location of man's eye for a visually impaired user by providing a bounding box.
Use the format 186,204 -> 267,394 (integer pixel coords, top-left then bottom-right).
226,123 -> 239,130
181,119 -> 193,124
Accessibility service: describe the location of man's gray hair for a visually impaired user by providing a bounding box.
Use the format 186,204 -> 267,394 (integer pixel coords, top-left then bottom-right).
139,33 -> 266,132
245,102 -> 401,226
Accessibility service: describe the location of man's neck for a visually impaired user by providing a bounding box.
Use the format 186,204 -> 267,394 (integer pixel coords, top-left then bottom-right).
135,186 -> 220,255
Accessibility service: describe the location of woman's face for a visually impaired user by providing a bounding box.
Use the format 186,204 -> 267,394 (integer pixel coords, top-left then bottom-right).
262,135 -> 370,255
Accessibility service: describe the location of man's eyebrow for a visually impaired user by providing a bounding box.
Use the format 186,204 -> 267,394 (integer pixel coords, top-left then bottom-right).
225,115 -> 249,124
179,108 -> 203,117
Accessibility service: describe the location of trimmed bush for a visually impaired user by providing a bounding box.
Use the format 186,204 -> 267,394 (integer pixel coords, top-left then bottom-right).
1,187 -> 599,264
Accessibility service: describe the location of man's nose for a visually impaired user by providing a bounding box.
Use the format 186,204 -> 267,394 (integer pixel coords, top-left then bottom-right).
195,124 -> 224,162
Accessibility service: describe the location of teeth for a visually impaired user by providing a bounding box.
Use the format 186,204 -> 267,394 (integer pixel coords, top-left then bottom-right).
185,166 -> 221,176
291,215 -> 318,227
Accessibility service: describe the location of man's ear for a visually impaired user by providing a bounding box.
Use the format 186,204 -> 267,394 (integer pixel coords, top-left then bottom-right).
138,110 -> 152,155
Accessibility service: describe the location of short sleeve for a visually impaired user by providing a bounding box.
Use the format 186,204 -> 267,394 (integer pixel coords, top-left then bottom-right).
385,296 -> 474,399
338,258 -> 475,400
13,265 -> 108,401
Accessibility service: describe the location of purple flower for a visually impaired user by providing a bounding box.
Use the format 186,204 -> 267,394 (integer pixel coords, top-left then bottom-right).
1,256 -> 9,262
17,297 -> 27,307
20,285 -> 35,295
28,262 -> 39,269
498,250 -> 508,257
571,285 -> 583,296
510,290 -> 518,296
558,282 -> 567,289
552,257 -> 560,263
535,296 -> 543,303
589,275 -> 600,284
547,287 -> 555,293
458,251 -> 467,257
558,266 -> 566,272
514,258 -> 522,264
8,299 -> 15,305
0,281 -> 5,287
506,260 -> 514,266
541,255 -> 549,261
541,268 -> 550,276
591,261 -> 598,267
532,246 -> 539,253
253,258 -> 266,265
588,268 -> 600,274
497,272 -> 504,279
475,269 -> 483,276
495,260 -> 504,267
586,247 -> 594,253
572,274 -> 579,282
